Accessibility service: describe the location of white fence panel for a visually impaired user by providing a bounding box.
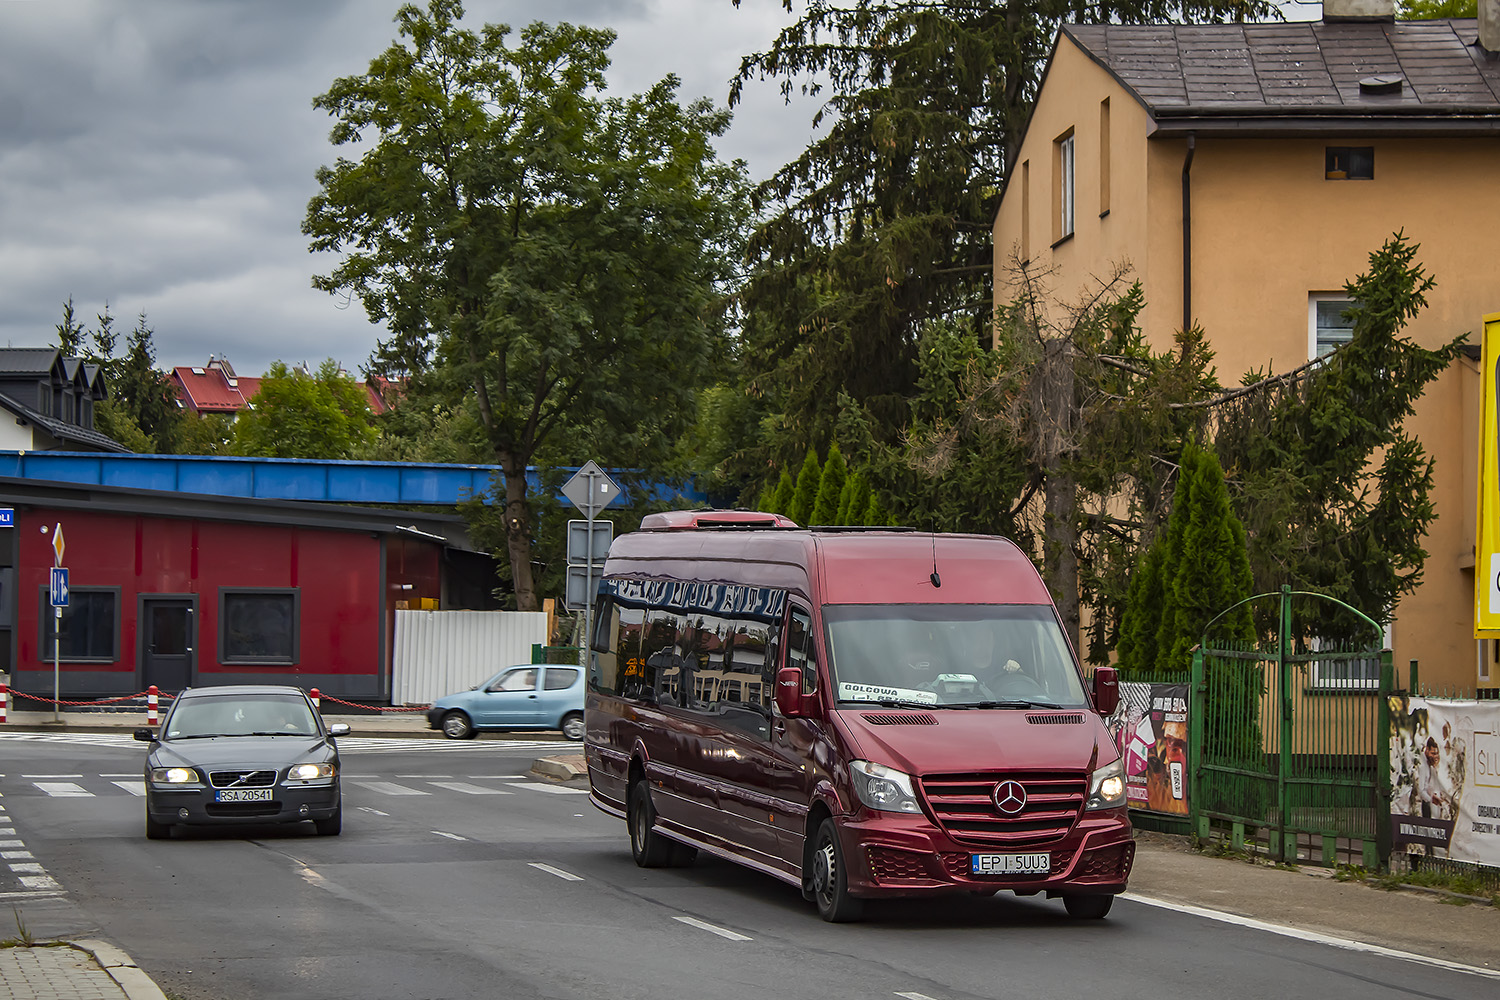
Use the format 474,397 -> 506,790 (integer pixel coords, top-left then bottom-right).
392,610 -> 548,705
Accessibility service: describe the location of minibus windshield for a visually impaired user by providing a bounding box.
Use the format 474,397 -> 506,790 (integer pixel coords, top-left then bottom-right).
823,604 -> 1089,709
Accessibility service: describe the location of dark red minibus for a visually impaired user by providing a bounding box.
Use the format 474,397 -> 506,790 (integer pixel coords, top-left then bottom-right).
584,511 -> 1132,922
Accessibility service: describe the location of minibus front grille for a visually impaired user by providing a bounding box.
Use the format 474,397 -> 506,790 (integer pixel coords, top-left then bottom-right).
1025,714 -> 1084,725
919,770 -> 1087,846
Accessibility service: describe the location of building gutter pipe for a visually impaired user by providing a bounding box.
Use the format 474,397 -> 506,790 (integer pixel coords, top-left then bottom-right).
1182,131 -> 1196,339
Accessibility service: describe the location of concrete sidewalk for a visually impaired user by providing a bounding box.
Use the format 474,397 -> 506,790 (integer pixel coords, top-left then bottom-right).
0,940 -> 163,1000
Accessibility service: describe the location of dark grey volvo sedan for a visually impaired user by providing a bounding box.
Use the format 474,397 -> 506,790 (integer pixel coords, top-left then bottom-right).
134,684 -> 349,839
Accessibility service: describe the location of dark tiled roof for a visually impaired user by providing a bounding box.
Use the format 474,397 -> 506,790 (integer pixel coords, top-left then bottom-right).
1064,19 -> 1500,119
0,348 -> 62,377
0,391 -> 130,453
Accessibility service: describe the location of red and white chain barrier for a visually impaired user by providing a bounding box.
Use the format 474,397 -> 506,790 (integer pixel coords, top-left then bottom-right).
315,692 -> 431,713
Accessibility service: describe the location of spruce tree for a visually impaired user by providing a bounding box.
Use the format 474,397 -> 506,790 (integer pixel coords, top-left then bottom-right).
835,473 -> 855,525
846,473 -> 872,527
810,443 -> 848,525
787,450 -> 822,525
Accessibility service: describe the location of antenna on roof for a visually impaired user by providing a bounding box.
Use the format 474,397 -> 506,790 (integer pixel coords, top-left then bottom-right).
930,532 -> 941,588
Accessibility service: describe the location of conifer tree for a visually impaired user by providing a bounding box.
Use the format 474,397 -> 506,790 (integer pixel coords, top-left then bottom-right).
811,443 -> 848,525
1115,534 -> 1166,676
769,469 -> 795,515
835,474 -> 855,525
787,449 -> 822,525
847,473 -> 872,527
1155,443 -> 1255,672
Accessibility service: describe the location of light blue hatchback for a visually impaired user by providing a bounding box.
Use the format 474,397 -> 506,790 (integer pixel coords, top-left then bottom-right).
426,664 -> 586,741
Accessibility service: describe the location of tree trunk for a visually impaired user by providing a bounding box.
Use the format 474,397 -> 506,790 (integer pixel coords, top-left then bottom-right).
1044,467 -> 1081,655
500,456 -> 538,612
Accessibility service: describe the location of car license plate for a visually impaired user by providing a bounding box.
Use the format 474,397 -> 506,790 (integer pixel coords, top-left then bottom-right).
971,853 -> 1050,875
214,788 -> 273,803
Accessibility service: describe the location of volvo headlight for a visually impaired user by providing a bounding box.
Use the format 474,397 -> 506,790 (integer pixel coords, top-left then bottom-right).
286,763 -> 336,782
150,767 -> 197,784
1085,757 -> 1126,810
850,760 -> 922,814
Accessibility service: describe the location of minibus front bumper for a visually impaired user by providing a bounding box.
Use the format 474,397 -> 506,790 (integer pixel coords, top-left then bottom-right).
835,808 -> 1134,898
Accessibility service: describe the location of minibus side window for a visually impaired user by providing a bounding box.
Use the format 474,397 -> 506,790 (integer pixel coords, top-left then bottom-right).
590,598 -> 642,697
787,607 -> 818,695
635,609 -> 687,706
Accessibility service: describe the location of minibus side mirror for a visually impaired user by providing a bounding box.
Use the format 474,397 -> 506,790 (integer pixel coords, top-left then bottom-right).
775,666 -> 804,718
1092,666 -> 1120,716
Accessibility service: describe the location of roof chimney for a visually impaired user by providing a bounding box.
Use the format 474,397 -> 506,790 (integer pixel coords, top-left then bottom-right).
1481,0 -> 1500,55
1323,0 -> 1395,20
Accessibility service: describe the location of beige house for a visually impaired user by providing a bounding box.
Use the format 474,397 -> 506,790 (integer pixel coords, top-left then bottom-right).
992,7 -> 1500,692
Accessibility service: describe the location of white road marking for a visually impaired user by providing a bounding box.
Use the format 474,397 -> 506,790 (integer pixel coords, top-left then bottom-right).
356,806 -> 389,817
0,840 -> 22,848
896,993 -> 939,1000
399,774 -> 451,779
9,863 -> 44,874
99,773 -> 140,778
431,831 -> 467,842
349,781 -> 429,796
466,775 -> 527,780
1127,893 -> 1500,980
428,781 -> 511,796
511,782 -> 588,795
528,862 -> 583,882
0,831 -> 15,838
0,890 -> 63,900
21,774 -> 82,779
112,781 -> 145,797
1,852 -> 34,860
34,782 -> 91,797
672,915 -> 752,941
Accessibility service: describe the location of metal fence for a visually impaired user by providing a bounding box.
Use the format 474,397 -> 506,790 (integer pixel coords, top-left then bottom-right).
1190,587 -> 1391,868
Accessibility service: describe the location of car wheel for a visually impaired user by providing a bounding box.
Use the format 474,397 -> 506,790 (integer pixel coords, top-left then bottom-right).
441,711 -> 473,740
1062,894 -> 1113,920
314,802 -> 342,837
627,780 -> 673,868
145,814 -> 170,841
560,711 -> 585,742
811,817 -> 864,922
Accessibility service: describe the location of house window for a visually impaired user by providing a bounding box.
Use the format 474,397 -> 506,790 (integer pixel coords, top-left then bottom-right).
1310,295 -> 1356,358
1054,130 -> 1076,242
220,588 -> 299,664
1099,98 -> 1111,217
40,587 -> 120,662
1325,147 -> 1373,180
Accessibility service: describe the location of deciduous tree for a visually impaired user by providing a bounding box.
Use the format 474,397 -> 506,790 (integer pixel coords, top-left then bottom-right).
232,360 -> 377,460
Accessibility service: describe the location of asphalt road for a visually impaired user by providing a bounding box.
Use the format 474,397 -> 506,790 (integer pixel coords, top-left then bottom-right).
0,731 -> 1490,1000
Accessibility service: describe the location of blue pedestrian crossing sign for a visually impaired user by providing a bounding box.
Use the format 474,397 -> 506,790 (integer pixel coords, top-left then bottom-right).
49,566 -> 69,608
0,508 -> 12,528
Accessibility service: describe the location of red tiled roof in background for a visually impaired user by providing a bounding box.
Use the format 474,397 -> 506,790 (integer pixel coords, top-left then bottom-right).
170,357 -> 252,415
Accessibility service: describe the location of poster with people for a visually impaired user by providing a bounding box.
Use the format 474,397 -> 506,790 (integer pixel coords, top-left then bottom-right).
1105,682 -> 1190,816
1389,696 -> 1500,868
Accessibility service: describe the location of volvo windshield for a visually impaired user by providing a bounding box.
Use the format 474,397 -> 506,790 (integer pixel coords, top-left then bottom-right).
823,604 -> 1089,709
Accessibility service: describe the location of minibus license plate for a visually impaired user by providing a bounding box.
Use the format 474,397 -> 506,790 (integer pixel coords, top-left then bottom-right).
971,853 -> 1050,875
215,788 -> 273,803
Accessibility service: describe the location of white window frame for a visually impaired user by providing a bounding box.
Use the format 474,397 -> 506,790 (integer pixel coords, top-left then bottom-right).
1309,293 -> 1356,360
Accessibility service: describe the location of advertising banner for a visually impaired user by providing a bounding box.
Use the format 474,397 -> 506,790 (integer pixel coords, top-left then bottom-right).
1105,681 -> 1190,816
1474,311 -> 1500,636
1389,695 -> 1500,869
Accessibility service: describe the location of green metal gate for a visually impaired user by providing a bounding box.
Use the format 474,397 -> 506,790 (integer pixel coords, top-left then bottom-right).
1189,586 -> 1393,868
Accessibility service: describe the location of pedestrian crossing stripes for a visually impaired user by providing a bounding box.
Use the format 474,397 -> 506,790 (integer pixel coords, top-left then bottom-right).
0,731 -> 573,753
19,773 -> 589,799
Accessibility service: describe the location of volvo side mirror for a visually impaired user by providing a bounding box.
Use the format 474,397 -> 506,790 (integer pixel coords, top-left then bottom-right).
133,728 -> 155,742
1093,666 -> 1120,717
775,666 -> 804,718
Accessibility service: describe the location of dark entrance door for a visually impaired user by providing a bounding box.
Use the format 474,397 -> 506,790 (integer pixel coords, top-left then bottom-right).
142,599 -> 194,693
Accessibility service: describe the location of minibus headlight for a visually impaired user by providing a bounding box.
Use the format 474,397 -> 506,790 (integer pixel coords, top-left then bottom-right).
1085,757 -> 1126,810
850,760 -> 922,814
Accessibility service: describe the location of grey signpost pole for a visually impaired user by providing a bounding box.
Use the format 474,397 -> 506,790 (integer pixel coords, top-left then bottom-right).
53,606 -> 60,723
562,462 -> 620,672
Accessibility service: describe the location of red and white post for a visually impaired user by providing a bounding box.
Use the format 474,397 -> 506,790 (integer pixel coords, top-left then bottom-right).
0,672 -> 8,725
310,688 -> 321,713
147,685 -> 159,726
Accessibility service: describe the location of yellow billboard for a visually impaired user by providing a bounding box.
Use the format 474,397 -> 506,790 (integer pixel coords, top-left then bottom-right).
1477,312 -> 1500,636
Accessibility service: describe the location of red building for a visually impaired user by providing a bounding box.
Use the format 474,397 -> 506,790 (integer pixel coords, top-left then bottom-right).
170,356 -> 395,418
0,477 -> 497,703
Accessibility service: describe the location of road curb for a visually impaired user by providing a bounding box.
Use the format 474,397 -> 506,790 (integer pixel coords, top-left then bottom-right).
530,754 -> 587,782
71,939 -> 168,1000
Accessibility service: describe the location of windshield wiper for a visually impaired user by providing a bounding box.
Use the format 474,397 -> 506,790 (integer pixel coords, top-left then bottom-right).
850,699 -> 941,711
164,733 -> 221,740
242,731 -> 314,737
960,700 -> 1064,710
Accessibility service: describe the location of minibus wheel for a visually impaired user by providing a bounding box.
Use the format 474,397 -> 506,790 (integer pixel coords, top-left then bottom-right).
628,781 -> 674,867
811,818 -> 864,922
1062,894 -> 1113,919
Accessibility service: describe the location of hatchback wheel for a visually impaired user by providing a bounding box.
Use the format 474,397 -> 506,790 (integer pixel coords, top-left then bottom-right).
441,711 -> 473,740
560,712 -> 585,742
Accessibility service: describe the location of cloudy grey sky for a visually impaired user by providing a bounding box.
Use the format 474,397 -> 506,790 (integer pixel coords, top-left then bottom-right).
0,0 -> 815,376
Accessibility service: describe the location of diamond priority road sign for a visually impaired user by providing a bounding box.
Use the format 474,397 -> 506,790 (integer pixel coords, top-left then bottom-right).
561,461 -> 620,519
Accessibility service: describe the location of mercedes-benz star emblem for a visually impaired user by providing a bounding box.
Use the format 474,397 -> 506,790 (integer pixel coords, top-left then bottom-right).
992,779 -> 1027,815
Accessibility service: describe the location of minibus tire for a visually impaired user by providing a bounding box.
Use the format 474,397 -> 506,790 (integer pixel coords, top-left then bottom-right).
628,781 -> 674,867
1062,894 -> 1113,919
811,818 -> 864,922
